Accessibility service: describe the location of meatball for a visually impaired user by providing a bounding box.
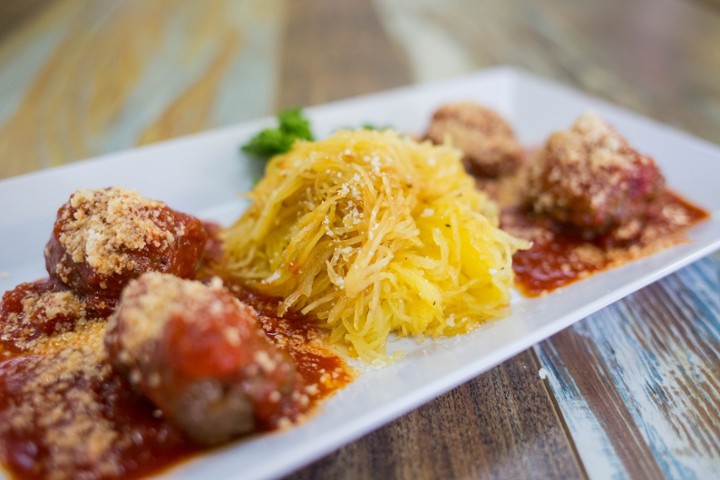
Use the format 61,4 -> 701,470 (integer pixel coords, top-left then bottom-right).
526,113 -> 666,239
425,102 -> 523,177
44,187 -> 207,298
0,278 -> 117,355
104,272 -> 301,445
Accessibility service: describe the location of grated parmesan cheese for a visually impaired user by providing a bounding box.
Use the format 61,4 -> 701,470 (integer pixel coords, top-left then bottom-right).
223,129 -> 529,361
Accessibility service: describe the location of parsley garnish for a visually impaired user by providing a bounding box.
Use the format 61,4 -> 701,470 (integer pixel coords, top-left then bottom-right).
241,109 -> 314,158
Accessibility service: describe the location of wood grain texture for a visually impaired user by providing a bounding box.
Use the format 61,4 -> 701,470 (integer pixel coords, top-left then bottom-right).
287,350 -> 584,480
0,0 -> 54,42
276,0 -> 412,108
0,0 -> 285,180
374,0 -> 720,145
536,255 -> 720,479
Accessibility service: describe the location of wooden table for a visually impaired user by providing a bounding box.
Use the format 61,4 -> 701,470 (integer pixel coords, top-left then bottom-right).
1,1 -> 718,478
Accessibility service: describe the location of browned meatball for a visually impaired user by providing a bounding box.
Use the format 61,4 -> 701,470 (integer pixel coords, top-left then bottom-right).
104,272 -> 302,445
426,102 -> 523,177
527,113 -> 666,239
44,188 -> 207,298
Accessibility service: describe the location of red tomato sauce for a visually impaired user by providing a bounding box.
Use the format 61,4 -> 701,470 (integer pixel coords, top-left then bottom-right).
0,225 -> 353,480
504,191 -> 709,296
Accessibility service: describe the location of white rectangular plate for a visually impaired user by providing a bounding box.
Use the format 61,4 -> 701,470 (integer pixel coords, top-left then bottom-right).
1,67 -> 719,480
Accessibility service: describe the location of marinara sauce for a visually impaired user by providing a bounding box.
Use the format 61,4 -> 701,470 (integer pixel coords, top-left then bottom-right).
0,225 -> 353,480
503,191 -> 709,296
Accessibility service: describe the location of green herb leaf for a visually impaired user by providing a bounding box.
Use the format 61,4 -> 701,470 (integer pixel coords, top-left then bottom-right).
278,109 -> 314,142
241,108 -> 314,158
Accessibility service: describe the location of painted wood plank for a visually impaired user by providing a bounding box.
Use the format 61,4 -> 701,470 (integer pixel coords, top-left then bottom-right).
276,0 -> 412,108
536,342 -> 632,480
372,0 -> 476,82
536,255 -> 720,479
0,0 -> 54,42
372,0 -> 720,146
287,350 -> 585,480
0,0 -> 285,180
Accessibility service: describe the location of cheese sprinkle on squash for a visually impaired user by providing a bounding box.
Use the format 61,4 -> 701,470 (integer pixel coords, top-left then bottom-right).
224,129 -> 529,362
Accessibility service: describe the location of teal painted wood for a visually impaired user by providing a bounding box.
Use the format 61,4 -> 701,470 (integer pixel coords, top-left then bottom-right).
0,0 -> 285,179
537,341 -> 631,479
536,254 -> 720,480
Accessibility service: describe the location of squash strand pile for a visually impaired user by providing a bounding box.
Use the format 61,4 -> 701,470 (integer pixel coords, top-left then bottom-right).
224,130 -> 529,362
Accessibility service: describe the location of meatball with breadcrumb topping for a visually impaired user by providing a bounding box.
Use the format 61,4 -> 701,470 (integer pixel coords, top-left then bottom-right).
526,112 -> 666,240
104,272 -> 302,445
44,187 -> 207,298
426,102 -> 523,177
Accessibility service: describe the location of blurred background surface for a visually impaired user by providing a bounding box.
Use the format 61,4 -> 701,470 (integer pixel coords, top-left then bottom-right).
1,0 -> 719,179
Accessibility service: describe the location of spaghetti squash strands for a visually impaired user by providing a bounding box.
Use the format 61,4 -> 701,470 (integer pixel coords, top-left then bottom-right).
224,130 -> 529,362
